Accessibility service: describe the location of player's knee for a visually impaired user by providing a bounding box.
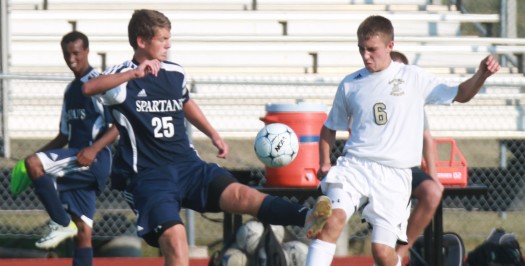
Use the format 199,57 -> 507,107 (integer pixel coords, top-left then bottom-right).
158,225 -> 189,261
415,181 -> 443,208
25,154 -> 43,180
236,185 -> 264,210
371,243 -> 396,265
75,222 -> 93,246
329,209 -> 347,229
425,182 -> 443,208
78,223 -> 91,234
322,209 -> 347,241
220,183 -> 263,213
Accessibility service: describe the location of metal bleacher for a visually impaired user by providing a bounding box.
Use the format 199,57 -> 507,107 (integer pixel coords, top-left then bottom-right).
5,0 -> 525,140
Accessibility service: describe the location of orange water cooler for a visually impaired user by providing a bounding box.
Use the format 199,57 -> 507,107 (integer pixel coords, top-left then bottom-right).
260,103 -> 327,187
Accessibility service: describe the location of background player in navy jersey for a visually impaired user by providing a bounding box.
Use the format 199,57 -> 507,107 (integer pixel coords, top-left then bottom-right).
83,9 -> 331,266
390,51 -> 444,260
308,15 -> 500,266
23,31 -> 119,265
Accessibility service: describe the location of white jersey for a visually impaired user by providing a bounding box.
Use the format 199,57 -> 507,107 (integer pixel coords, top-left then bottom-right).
325,61 -> 458,168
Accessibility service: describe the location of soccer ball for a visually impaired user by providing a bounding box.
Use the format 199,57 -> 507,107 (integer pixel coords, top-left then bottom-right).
282,240 -> 309,266
254,123 -> 299,168
222,247 -> 249,266
270,225 -> 285,244
236,220 -> 264,255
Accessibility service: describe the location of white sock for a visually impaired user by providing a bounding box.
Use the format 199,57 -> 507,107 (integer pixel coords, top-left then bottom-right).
306,239 -> 336,266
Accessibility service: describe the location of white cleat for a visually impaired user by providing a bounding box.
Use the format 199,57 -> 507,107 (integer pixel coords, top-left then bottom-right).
35,220 -> 78,249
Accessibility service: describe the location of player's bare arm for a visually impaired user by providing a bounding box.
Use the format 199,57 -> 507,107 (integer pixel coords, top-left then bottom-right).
183,99 -> 229,158
318,125 -> 336,179
36,133 -> 69,153
76,125 -> 119,167
454,55 -> 501,103
422,129 -> 438,179
82,59 -> 161,96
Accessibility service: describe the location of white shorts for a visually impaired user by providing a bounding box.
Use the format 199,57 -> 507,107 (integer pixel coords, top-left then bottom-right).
320,155 -> 412,247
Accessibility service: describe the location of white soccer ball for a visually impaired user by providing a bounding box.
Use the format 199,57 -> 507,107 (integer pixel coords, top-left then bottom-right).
254,123 -> 299,168
222,247 -> 249,266
270,225 -> 285,244
236,220 -> 264,255
282,240 -> 309,266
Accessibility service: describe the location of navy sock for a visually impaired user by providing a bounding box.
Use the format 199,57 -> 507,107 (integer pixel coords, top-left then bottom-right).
32,175 -> 70,226
73,247 -> 93,266
257,195 -> 309,226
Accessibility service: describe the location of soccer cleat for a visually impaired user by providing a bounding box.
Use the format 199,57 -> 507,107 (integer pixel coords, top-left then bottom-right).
35,220 -> 78,249
304,195 -> 332,239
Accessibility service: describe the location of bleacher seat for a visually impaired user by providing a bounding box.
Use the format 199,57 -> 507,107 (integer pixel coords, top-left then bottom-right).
5,0 -> 525,140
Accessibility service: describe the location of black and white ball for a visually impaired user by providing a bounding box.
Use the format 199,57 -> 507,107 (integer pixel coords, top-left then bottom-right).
282,240 -> 309,266
236,220 -> 265,255
222,247 -> 249,266
254,123 -> 299,168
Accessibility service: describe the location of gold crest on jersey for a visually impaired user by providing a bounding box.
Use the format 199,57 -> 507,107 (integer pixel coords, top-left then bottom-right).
389,78 -> 405,96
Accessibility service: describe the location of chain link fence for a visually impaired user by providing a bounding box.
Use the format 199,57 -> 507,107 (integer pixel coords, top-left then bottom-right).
1,74 -> 524,255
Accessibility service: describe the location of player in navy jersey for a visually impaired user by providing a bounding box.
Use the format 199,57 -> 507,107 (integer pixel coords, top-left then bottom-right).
307,15 -> 500,266
390,51 -> 444,260
23,31 -> 119,266
83,9 -> 331,265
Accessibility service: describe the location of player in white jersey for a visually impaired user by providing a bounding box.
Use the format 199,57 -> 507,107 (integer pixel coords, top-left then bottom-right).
306,15 -> 500,266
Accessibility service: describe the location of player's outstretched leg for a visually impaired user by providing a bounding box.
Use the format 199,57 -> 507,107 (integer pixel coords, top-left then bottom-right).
304,195 -> 332,239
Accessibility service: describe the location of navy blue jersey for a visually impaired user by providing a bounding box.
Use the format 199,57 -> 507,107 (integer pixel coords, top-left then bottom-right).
60,67 -> 112,149
97,60 -> 199,172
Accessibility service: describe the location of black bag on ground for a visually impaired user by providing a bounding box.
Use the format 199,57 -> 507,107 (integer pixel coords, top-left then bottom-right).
254,223 -> 287,266
409,231 -> 465,266
465,228 -> 525,266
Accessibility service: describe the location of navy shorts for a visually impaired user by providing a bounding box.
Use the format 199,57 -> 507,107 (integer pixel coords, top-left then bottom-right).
126,159 -> 236,247
411,167 -> 433,192
37,147 -> 112,221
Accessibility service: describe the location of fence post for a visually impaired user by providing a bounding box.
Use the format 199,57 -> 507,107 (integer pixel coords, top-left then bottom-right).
0,0 -> 9,158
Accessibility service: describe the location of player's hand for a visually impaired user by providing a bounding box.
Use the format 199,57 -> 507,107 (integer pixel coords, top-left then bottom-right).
478,55 -> 501,79
212,136 -> 229,159
134,59 -> 161,78
76,147 -> 97,167
317,163 -> 331,180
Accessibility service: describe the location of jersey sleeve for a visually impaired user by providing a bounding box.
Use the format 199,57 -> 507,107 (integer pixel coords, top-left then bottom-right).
59,99 -> 69,137
93,64 -> 133,105
324,80 -> 352,131
417,67 -> 458,105
423,110 -> 429,130
58,82 -> 71,137
95,82 -> 127,106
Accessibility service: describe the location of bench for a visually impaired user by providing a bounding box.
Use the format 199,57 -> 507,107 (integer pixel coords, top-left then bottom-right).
8,0 -> 446,11
9,10 -> 499,37
9,40 -> 524,73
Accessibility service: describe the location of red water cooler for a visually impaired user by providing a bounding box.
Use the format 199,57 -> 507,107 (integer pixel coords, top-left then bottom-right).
260,103 -> 327,187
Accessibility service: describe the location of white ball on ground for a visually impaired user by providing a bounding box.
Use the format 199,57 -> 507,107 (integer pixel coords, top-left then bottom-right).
282,240 -> 309,266
222,247 -> 249,266
236,220 -> 264,255
270,225 -> 285,244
